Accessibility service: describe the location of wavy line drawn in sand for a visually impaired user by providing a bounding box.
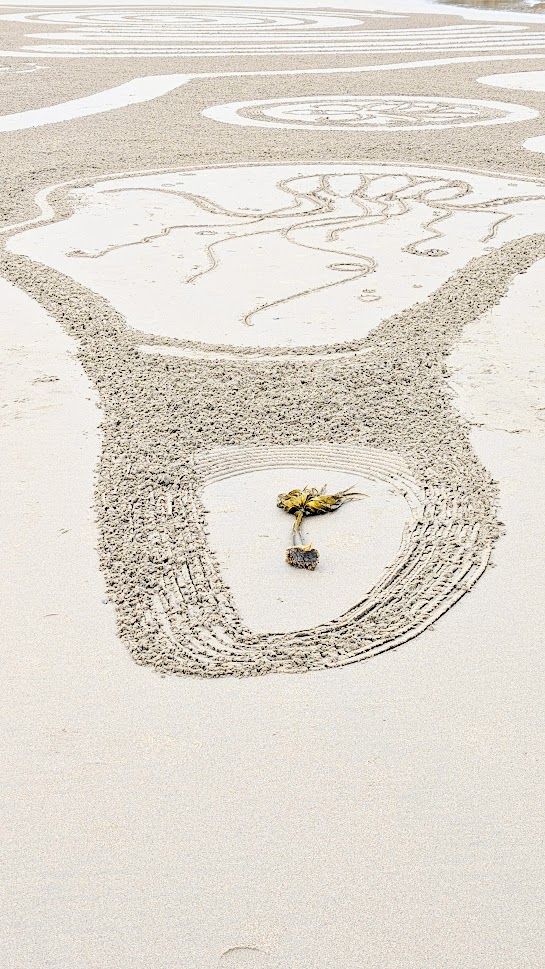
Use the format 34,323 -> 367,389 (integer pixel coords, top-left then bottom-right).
0,51 -> 544,134
0,75 -> 191,133
3,162 -> 545,675
10,164 -> 545,351
1,6 -> 545,57
479,68 -> 545,152
203,94 -> 537,131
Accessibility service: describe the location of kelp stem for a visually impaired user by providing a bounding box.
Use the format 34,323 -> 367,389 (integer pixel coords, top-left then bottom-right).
292,509 -> 305,545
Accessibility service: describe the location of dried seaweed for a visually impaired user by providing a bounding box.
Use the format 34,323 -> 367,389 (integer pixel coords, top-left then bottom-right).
277,486 -> 365,569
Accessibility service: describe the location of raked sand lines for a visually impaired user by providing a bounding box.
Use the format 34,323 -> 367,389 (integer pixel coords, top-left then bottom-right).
1,8 -> 545,57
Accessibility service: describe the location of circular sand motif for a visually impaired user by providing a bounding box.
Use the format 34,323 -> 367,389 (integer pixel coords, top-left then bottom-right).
0,7 -> 366,31
202,461 -> 411,634
1,9 -> 544,57
203,95 -> 538,131
162,442 -> 490,674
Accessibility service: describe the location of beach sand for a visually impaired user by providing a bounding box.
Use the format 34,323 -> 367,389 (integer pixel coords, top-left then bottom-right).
1,2 -> 545,966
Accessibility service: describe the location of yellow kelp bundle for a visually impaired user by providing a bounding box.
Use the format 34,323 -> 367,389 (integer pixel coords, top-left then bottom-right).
277,486 -> 365,570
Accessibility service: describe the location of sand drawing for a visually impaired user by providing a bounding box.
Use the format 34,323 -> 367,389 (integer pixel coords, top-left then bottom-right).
479,68 -> 545,151
1,6 -> 545,57
1,36 -> 545,136
3,5 -> 545,966
3,161 -> 545,674
10,164 -> 545,350
0,75 -> 191,133
0,65 -> 540,133
203,93 -> 537,131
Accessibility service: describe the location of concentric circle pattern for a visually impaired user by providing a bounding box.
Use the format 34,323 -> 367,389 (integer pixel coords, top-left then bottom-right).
1,7 -> 545,57
204,94 -> 538,131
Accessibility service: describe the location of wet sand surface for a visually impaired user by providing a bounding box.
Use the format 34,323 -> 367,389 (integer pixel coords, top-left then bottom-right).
1,2 -> 545,967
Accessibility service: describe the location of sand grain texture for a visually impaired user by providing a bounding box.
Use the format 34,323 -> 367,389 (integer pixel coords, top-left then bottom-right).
1,2 -> 545,967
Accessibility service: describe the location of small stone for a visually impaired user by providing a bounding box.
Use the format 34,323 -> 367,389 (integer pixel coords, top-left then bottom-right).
285,544 -> 319,571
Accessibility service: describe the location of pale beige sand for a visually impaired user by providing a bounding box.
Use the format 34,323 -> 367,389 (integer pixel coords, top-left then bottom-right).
449,255 -> 545,432
1,3 -> 545,967
202,465 -> 408,633
1,283 -> 544,967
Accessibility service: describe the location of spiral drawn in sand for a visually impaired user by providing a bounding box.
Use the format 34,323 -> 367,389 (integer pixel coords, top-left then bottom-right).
1,8 -> 545,57
204,94 -> 537,131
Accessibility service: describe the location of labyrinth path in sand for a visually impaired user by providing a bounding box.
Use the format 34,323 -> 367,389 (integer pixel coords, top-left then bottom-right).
5,161 -> 545,675
2,7 -> 545,57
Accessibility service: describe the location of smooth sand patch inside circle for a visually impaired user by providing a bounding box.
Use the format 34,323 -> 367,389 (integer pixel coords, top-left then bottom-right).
202,466 -> 409,633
